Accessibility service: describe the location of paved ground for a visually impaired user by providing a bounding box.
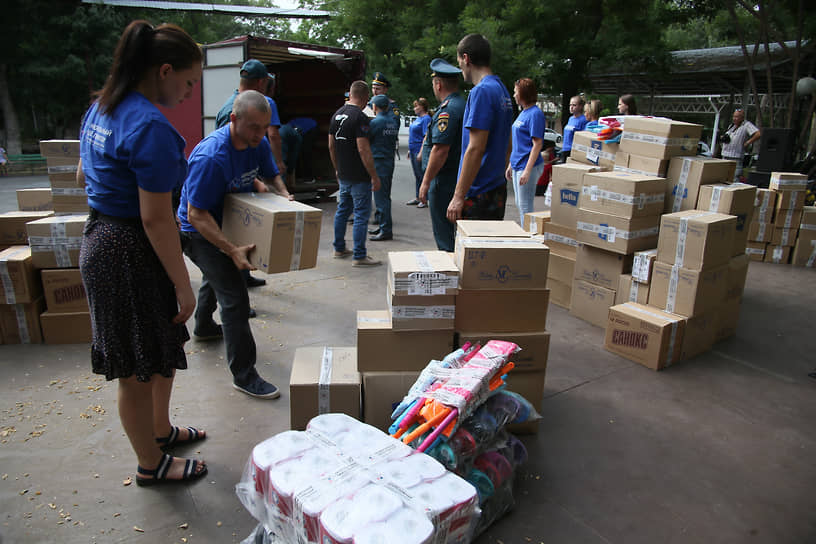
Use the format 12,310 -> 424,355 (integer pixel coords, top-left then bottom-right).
1,139 -> 815,543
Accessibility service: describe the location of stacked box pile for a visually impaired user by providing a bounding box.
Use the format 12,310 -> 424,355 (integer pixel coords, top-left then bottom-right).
747,188 -> 776,261
39,140 -> 87,215
571,170 -> 667,327
792,206 -> 816,267
453,221 -> 550,433
0,246 -> 45,344
539,163 -> 600,308
766,172 -> 807,264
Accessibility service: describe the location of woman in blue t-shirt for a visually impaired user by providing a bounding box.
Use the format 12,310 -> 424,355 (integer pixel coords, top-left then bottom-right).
506,78 -> 546,225
406,98 -> 432,207
560,95 -> 588,162
78,20 -> 207,487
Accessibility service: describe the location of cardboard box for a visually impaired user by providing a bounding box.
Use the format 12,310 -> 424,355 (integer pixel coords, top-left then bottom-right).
289,347 -> 361,431
649,262 -> 727,317
791,237 -> 816,267
455,237 -> 549,290
39,311 -> 92,344
388,251 -> 459,296
548,278 -> 572,309
523,211 -> 551,234
571,131 -> 620,169
664,156 -> 736,213
615,274 -> 649,305
657,211 -> 736,270
455,220 -> 529,239
747,221 -> 773,243
362,371 -> 421,432
725,254 -> 750,300
41,268 -> 87,312
539,222 -> 579,259
581,171 -> 667,218
681,310 -> 717,360
614,151 -> 670,177
632,248 -> 658,284
574,244 -> 633,290
503,370 -> 546,434
570,279 -> 616,328
455,288 -> 550,332
51,190 -> 89,214
0,246 -> 42,304
773,208 -> 803,230
0,211 -> 54,246
548,252 -> 575,284
550,163 -> 601,228
576,208 -> 660,255
715,297 -> 742,342
764,245 -> 791,264
774,190 -> 806,212
698,183 -> 756,255
221,193 -> 321,274
753,189 -> 777,224
26,214 -> 87,269
620,117 -> 703,160
356,311 -> 454,372
604,302 -> 685,370
745,241 -> 767,261
455,331 -> 550,373
39,140 -> 80,157
769,172 -> 808,192
771,227 -> 797,247
388,290 -> 455,331
17,189 -> 53,212
0,297 -> 45,344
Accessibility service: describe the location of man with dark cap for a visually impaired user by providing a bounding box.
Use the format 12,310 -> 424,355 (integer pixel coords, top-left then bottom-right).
368,72 -> 400,226
418,58 -> 466,252
368,95 -> 400,241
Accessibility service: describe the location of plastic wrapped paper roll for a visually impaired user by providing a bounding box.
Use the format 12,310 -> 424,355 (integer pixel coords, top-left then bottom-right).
251,431 -> 314,495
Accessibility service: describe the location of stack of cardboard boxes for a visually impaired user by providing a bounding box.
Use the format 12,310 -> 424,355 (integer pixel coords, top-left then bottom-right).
792,206 -> 816,267
0,246 -> 45,344
39,140 -> 87,215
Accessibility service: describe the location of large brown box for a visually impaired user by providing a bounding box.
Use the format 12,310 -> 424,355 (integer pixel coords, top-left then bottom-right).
548,278 -> 572,309
570,279 -> 616,328
539,222 -> 579,259
0,297 -> 45,344
698,183 -> 756,256
39,140 -> 80,157
614,151 -> 670,177
649,262 -> 727,317
503,370 -> 546,434
771,227 -> 797,247
632,248 -> 658,284
456,330 -> 550,373
791,238 -> 816,267
774,190 -> 806,212
680,310 -> 717,360
715,297 -> 742,342
289,347 -> 361,431
745,241 -> 767,261
769,172 -> 808,192
16,189 -> 53,212
576,208 -> 660,255
753,189 -> 777,224
455,220 -> 529,239
574,244 -> 633,290
0,246 -> 42,304
387,290 -> 455,331
580,171 -> 667,218
747,222 -> 773,243
664,156 -> 735,213
725,254 -> 750,300
0,211 -> 53,246
41,268 -> 88,312
362,371 -> 420,432
356,310 -> 454,372
604,302 -> 685,370
51,189 -> 89,214
773,208 -> 803,230
550,163 -> 601,228
455,289 -> 550,332
221,193 -> 321,274
388,251 -> 459,296
764,245 -> 791,264
657,211 -> 736,270
548,251 -> 575,285
455,237 -> 549,290
26,214 -> 87,269
523,211 -> 551,234
39,311 -> 92,344
620,117 -> 702,160
615,274 -> 649,305
571,131 -> 620,169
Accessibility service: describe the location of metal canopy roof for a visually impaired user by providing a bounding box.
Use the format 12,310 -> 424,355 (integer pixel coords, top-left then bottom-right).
589,41 -> 813,95
205,35 -> 364,65
81,0 -> 331,19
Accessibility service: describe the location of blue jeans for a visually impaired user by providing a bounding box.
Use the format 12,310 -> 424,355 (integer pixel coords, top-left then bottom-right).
409,151 -> 424,198
181,232 -> 258,386
429,177 -> 457,252
334,180 -> 372,260
512,162 -> 544,225
372,161 -> 394,236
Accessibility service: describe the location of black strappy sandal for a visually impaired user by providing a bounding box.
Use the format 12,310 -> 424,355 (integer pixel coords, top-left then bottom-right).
156,426 -> 206,450
135,453 -> 207,487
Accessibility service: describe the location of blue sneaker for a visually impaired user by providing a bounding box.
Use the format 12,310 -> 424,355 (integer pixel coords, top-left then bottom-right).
233,377 -> 280,399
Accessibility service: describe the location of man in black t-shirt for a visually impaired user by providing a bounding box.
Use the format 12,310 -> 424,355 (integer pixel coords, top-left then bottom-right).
329,80 -> 382,267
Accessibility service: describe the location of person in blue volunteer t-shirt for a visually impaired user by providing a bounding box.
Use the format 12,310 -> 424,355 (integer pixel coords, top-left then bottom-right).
406,98 -> 432,206
560,95 -> 587,162
450,33 -> 514,222
178,90 -> 292,401
506,77 -> 546,226
78,20 -> 207,487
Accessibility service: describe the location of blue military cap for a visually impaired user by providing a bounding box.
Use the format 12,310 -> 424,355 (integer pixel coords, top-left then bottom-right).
371,95 -> 389,110
372,72 -> 391,88
430,58 -> 461,79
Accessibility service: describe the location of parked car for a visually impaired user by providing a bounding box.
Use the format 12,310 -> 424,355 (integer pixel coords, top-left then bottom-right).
544,128 -> 562,146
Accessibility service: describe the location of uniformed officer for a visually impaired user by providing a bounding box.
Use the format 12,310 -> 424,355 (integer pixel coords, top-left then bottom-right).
367,71 -> 400,226
418,58 -> 465,252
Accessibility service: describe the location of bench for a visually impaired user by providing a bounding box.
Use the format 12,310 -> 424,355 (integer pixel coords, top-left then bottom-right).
5,154 -> 47,175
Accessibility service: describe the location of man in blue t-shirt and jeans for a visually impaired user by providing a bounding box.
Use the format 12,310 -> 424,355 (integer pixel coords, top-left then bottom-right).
448,34 -> 514,223
178,91 -> 292,399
